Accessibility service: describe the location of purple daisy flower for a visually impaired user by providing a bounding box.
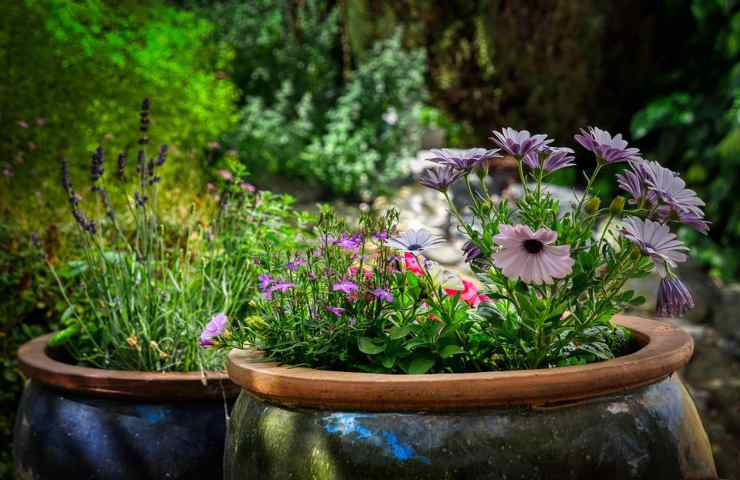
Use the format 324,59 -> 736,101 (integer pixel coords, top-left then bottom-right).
286,258 -> 306,271
574,127 -> 642,164
461,240 -> 484,263
332,280 -> 359,294
490,128 -> 553,158
199,312 -> 228,348
385,229 -> 443,253
616,160 -> 651,204
523,146 -> 576,173
621,217 -> 688,277
428,148 -> 501,172
271,281 -> 296,292
418,166 -> 463,192
656,276 -> 694,317
642,161 -> 706,219
373,231 -> 389,242
335,233 -> 363,251
492,224 -> 574,284
372,288 -> 394,303
257,274 -> 272,291
326,306 -> 345,316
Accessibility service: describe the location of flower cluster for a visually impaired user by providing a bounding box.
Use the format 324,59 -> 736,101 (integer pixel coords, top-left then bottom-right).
212,211 -> 489,374
414,126 -> 706,369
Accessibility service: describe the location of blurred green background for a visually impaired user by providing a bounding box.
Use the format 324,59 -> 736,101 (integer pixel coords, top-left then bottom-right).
1,0 -> 738,477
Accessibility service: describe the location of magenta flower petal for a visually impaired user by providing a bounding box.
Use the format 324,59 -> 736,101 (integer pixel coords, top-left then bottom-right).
492,224 -> 574,284
199,312 -> 228,348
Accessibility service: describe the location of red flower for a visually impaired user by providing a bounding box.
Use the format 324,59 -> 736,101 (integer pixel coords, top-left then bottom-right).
445,279 -> 489,307
403,252 -> 424,276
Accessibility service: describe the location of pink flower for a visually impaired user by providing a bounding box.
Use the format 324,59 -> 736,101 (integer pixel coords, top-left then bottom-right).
18,120 -> 29,129
217,169 -> 233,181
492,224 -> 574,284
333,280 -> 359,294
403,252 -> 424,276
208,141 -> 221,150
206,182 -> 216,192
199,312 -> 228,348
326,306 -> 345,316
240,182 -> 255,192
35,117 -> 46,126
445,279 -> 489,307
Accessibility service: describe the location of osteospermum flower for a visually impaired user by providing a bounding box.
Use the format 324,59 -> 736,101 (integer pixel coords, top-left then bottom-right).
621,217 -> 688,277
490,128 -> 553,158
428,148 -> 501,172
523,146 -> 576,173
461,240 -> 484,264
418,166 -> 463,192
642,161 -> 707,224
492,224 -> 574,284
616,160 -> 650,204
199,312 -> 228,348
335,233 -> 363,251
656,276 -> 695,317
574,127 -> 642,163
385,229 -> 443,253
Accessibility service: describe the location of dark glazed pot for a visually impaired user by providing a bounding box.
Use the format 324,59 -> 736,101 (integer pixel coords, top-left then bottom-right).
224,316 -> 718,480
14,333 -> 240,480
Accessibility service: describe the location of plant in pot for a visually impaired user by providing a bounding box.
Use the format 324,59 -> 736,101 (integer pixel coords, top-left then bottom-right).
13,100 -> 305,480
219,127 -> 716,479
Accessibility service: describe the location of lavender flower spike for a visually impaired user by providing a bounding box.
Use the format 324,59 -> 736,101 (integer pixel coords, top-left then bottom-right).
656,276 -> 695,317
621,217 -> 688,277
490,128 -> 553,158
574,127 -> 642,164
418,166 -> 463,192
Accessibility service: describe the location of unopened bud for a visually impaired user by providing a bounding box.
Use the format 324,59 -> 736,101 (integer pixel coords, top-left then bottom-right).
609,196 -> 625,216
584,197 -> 601,215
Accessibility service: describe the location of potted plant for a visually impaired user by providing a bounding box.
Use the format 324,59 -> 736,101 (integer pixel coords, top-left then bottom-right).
13,100 -> 303,479
220,127 -> 717,479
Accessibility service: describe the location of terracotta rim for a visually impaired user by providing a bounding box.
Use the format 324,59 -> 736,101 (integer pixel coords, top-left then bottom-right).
17,333 -> 240,401
227,315 -> 693,411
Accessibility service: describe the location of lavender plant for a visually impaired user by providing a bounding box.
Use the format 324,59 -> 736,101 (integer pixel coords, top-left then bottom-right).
43,99 -> 303,372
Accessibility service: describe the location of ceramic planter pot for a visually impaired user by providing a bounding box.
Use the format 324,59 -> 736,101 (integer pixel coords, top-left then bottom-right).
224,315 -> 717,480
14,333 -> 240,480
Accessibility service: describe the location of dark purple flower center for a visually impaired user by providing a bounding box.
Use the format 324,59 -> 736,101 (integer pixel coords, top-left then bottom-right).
407,243 -> 422,251
523,239 -> 544,254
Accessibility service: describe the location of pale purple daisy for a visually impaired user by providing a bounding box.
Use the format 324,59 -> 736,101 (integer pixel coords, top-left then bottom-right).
523,146 -> 576,173
372,288 -> 394,303
656,276 -> 694,317
198,312 -> 228,348
616,161 -> 651,204
461,240 -> 484,264
492,224 -> 574,284
574,127 -> 642,163
385,229 -> 443,253
217,169 -> 233,181
326,306 -> 345,316
271,281 -> 295,292
257,274 -> 272,291
642,161 -> 706,218
621,217 -> 688,277
333,280 -> 359,294
373,231 -> 389,242
418,166 -> 463,192
428,148 -> 501,172
490,128 -> 553,158
335,233 -> 363,251
286,258 -> 306,271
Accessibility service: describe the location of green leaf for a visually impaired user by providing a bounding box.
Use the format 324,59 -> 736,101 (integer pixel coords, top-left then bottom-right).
48,325 -> 79,347
440,344 -> 464,358
629,296 -> 646,306
407,353 -> 435,374
358,337 -> 386,355
388,325 -> 410,340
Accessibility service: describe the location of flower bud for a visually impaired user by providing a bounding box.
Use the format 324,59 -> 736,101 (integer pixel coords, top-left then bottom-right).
584,197 -> 601,215
609,196 -> 625,216
247,315 -> 268,332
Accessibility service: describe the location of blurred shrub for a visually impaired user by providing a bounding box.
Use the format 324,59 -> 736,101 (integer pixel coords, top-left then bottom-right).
0,0 -> 237,198
630,0 -> 740,280
195,0 -> 427,200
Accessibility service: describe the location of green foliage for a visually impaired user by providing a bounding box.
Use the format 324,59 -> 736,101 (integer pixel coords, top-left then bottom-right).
0,0 -> 237,194
198,0 -> 427,199
630,0 -> 740,280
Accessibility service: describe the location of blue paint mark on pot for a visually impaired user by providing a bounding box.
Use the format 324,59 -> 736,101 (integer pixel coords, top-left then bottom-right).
133,405 -> 169,424
322,413 -> 431,465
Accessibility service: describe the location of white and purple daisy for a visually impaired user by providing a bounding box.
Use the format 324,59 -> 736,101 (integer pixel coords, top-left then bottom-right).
418,166 -> 463,192
428,148 -> 501,172
574,127 -> 642,163
642,161 -> 706,221
492,224 -> 574,284
198,312 -> 228,348
656,276 -> 695,317
385,229 -> 443,253
523,146 -> 576,173
621,217 -> 688,277
490,128 -> 553,158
